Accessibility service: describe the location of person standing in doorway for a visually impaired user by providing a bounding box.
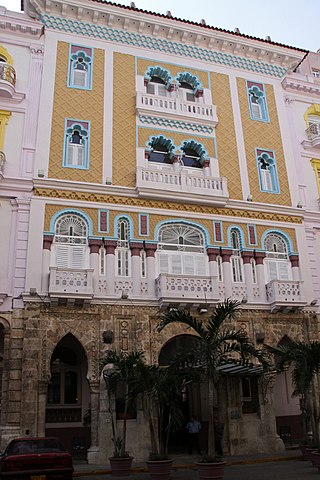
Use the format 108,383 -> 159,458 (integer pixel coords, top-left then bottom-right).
186,415 -> 201,455
214,416 -> 224,457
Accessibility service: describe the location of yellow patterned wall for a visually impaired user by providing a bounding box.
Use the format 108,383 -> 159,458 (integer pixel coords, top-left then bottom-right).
237,78 -> 291,205
43,203 -> 297,250
211,73 -> 242,200
112,53 -> 136,187
49,42 -> 104,182
138,128 -> 215,157
137,58 -> 209,88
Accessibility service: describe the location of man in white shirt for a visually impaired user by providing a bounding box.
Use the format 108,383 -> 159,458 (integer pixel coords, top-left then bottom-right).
186,415 -> 201,455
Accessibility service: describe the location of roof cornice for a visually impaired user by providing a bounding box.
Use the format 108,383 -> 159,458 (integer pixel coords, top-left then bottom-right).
0,6 -> 43,39
25,0 -> 306,75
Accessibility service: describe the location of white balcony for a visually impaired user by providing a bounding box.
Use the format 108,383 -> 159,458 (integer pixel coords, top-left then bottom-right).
266,280 -> 306,312
136,92 -> 218,125
0,63 -> 24,102
156,274 -> 220,308
49,267 -> 94,305
136,166 -> 229,206
302,124 -> 320,150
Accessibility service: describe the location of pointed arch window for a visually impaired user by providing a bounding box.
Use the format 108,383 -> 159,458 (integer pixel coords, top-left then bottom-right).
230,228 -> 243,283
256,149 -> 279,193
53,213 -> 88,269
116,218 -> 130,277
264,233 -> 291,282
68,45 -> 93,90
157,223 -> 207,276
63,119 -> 90,169
247,81 -> 269,122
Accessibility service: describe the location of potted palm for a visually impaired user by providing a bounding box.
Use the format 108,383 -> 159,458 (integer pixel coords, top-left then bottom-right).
144,365 -> 191,480
157,299 -> 267,480
102,350 -> 146,477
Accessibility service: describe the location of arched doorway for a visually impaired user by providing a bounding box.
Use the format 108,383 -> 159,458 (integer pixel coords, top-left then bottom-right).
45,334 -> 90,459
159,334 -> 208,454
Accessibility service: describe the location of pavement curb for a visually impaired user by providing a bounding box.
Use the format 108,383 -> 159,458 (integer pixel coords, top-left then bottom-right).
73,454 -> 303,477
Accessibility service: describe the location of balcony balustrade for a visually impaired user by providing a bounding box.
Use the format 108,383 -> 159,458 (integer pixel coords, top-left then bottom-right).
266,280 -> 306,312
0,63 -> 16,86
49,267 -> 94,305
137,92 -> 218,124
156,274 -> 219,308
136,166 -> 228,205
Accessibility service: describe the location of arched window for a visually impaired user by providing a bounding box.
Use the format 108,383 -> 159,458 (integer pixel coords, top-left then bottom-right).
256,149 -> 279,193
68,46 -> 93,90
179,81 -> 195,102
64,120 -> 89,169
176,72 -> 203,102
157,223 -> 207,276
180,140 -> 207,169
247,82 -> 268,121
117,218 -> 130,277
250,258 -> 257,284
230,228 -> 243,283
53,213 -> 88,269
264,233 -> 291,282
144,66 -> 171,97
147,135 -> 175,164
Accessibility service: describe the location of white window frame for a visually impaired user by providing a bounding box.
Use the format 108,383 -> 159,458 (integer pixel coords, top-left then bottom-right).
146,82 -> 168,97
116,218 -> 131,277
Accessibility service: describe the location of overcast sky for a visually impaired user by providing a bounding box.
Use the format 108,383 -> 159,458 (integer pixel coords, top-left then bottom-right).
2,0 -> 319,52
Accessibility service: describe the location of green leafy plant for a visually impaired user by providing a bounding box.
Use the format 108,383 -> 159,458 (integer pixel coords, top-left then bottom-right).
198,453 -> 223,463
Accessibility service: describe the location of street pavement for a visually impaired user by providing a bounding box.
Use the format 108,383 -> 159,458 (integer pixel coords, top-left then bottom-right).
72,449 -> 319,479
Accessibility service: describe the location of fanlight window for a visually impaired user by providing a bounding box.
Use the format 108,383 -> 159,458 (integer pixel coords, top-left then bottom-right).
158,224 -> 207,276
54,214 -> 88,269
264,233 -> 291,282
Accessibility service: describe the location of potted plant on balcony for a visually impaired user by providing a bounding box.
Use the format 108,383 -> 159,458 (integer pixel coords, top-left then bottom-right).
102,350 -> 146,477
143,365 -> 191,480
157,299 -> 268,479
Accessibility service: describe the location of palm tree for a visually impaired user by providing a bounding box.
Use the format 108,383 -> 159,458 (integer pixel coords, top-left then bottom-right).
102,350 -> 146,457
269,340 -> 320,446
157,298 -> 267,457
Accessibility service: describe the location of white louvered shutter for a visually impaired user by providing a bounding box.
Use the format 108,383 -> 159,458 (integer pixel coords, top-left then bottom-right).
278,261 -> 290,280
195,256 -> 206,276
251,102 -> 262,119
147,83 -> 155,94
73,69 -> 87,87
261,168 -> 273,191
184,255 -> 195,275
70,246 -> 84,268
56,245 -> 70,268
158,85 -> 167,97
159,254 -> 169,274
171,254 -> 182,275
266,260 -> 278,282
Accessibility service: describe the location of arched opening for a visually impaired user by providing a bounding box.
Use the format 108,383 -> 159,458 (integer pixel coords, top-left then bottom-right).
45,334 -> 90,459
159,335 -> 208,455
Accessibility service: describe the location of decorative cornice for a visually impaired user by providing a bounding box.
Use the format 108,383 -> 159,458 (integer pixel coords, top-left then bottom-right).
138,114 -> 214,135
34,187 -> 303,224
282,76 -> 320,97
0,7 -> 43,39
38,13 -> 289,78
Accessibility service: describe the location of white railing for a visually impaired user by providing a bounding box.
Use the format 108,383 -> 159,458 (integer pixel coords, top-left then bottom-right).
137,92 -> 217,122
137,166 -> 228,198
266,280 -> 304,305
156,274 -> 219,302
49,267 -> 94,296
306,123 -> 320,141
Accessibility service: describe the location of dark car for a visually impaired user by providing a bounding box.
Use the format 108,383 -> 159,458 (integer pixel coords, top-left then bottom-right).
0,437 -> 74,479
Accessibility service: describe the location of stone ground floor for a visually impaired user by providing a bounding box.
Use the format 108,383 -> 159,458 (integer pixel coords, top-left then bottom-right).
0,303 -> 317,461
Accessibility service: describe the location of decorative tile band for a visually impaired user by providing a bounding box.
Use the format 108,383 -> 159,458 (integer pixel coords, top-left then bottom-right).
138,114 -> 214,134
40,14 -> 287,78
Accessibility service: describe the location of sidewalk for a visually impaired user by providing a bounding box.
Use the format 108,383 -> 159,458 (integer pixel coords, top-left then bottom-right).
73,448 -> 302,477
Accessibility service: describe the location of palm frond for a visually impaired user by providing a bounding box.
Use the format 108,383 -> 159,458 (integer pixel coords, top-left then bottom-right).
157,308 -> 207,339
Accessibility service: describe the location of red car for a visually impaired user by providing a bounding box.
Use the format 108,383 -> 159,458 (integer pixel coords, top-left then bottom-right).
0,437 -> 74,479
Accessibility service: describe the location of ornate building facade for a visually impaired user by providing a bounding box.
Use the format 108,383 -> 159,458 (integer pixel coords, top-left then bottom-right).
0,0 -> 318,461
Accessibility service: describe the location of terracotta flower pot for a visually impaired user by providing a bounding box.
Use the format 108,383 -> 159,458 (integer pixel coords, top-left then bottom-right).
109,456 -> 134,476
146,459 -> 173,480
195,461 -> 226,480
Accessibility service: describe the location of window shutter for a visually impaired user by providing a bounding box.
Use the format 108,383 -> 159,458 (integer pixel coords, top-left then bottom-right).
196,255 -> 206,275
184,255 -> 195,275
278,261 -> 290,280
70,246 -> 84,269
56,245 -> 70,268
147,83 -> 155,94
186,92 -> 195,102
73,69 -> 87,87
232,257 -> 243,282
261,168 -> 273,191
159,254 -> 169,274
158,85 -> 167,97
76,145 -> 84,166
171,254 -> 182,274
266,260 -> 278,282
251,102 -> 262,119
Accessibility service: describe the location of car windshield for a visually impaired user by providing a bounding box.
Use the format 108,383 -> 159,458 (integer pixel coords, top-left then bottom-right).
7,439 -> 66,455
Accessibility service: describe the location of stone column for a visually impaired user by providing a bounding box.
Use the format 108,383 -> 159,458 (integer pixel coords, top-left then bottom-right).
207,248 -> 220,277
255,252 -> 267,302
37,379 -> 49,436
221,249 -> 232,299
89,239 -> 103,296
290,255 -> 300,281
105,240 -> 117,296
41,235 -> 53,293
145,244 -> 157,298
87,380 -> 100,463
241,251 -> 254,303
130,242 -> 143,297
